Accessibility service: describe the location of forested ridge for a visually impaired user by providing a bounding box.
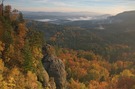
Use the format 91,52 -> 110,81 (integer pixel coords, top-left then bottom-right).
0,4 -> 135,89
0,5 -> 57,89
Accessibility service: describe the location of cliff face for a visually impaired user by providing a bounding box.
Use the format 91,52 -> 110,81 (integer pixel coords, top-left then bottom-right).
42,45 -> 67,89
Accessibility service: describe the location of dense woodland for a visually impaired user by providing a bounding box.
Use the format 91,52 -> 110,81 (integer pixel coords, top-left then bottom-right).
0,4 -> 135,89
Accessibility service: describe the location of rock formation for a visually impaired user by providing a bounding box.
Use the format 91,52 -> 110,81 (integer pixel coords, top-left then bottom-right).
42,45 -> 67,89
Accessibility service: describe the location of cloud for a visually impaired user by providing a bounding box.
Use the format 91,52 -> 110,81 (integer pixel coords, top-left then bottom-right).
4,0 -> 135,14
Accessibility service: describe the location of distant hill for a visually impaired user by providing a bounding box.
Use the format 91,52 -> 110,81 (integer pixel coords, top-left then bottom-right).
22,11 -> 102,17
22,11 -> 110,24
109,10 -> 135,23
114,10 -> 135,20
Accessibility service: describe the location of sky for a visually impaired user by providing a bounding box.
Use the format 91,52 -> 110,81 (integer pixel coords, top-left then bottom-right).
3,0 -> 135,15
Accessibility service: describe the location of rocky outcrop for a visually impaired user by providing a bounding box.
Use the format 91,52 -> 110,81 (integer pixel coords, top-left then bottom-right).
42,45 -> 67,89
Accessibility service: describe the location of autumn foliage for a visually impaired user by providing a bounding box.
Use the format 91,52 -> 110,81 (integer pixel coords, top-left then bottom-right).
0,5 -> 49,89
56,47 -> 135,89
